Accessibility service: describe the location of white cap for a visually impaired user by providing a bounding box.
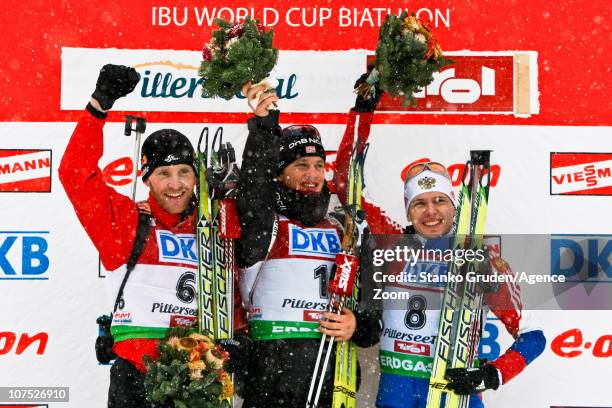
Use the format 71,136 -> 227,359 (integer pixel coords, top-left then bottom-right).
404,170 -> 456,210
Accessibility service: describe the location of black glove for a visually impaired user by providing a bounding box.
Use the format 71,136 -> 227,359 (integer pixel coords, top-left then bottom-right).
216,332 -> 253,374
91,64 -> 141,110
95,314 -> 116,364
352,309 -> 383,348
445,362 -> 500,395
353,68 -> 382,113
208,143 -> 241,199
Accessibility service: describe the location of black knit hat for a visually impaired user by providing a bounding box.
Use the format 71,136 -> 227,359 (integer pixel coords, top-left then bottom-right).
277,125 -> 326,175
140,129 -> 197,181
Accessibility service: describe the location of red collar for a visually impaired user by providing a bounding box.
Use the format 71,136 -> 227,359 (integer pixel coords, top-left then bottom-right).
146,192 -> 182,228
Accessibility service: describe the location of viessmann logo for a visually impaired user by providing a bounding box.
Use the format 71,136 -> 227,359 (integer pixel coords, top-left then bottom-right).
0,150 -> 52,193
550,152 -> 612,195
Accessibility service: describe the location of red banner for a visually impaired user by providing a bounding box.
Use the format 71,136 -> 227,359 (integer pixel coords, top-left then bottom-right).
0,1 -> 610,125
550,152 -> 612,195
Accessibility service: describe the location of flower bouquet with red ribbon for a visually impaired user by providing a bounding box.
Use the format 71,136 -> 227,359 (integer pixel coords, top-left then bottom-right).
356,12 -> 452,106
144,329 -> 233,408
199,17 -> 278,100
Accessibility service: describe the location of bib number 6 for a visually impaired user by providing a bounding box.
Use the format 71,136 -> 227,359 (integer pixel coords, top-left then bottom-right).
176,271 -> 196,303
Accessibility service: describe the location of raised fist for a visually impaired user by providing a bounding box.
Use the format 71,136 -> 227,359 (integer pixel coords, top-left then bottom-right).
353,68 -> 382,113
91,64 -> 141,110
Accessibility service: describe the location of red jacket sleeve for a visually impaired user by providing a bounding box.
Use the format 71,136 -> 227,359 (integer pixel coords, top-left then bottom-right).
58,111 -> 138,271
485,257 -> 546,384
334,110 -> 403,235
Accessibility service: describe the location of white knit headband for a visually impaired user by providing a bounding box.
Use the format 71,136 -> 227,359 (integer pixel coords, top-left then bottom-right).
404,170 -> 456,210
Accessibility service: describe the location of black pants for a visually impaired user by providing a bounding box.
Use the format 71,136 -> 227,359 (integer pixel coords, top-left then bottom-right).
242,339 -> 334,408
108,357 -> 154,408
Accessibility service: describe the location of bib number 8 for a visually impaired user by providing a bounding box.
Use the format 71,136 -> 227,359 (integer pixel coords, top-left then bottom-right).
405,295 -> 427,330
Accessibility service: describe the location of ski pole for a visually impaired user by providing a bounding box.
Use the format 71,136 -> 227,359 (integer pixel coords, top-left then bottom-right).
97,115 -> 146,278
306,293 -> 342,408
307,294 -> 348,408
306,320 -> 330,407
306,252 -> 359,407
98,116 -> 146,287
124,115 -> 147,200
313,296 -> 350,407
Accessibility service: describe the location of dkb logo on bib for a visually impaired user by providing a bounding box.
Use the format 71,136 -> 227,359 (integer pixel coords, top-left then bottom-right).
156,231 -> 197,265
288,225 -> 340,259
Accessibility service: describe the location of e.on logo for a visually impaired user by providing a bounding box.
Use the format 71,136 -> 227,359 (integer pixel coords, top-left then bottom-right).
551,328 -> 612,358
102,157 -> 140,187
0,331 -> 48,355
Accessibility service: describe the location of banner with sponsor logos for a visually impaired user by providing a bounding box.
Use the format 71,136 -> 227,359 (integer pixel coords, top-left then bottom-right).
0,1 -> 610,408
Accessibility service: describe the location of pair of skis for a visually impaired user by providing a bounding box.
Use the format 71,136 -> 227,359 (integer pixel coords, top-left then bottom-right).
196,127 -> 241,341
306,117 -> 369,408
426,151 -> 492,408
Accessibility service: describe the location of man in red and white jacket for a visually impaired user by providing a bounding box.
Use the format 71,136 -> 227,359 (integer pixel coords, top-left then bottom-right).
333,73 -> 546,407
59,64 -> 244,408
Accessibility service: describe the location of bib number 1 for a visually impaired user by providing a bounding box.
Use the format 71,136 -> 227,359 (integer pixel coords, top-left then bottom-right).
314,265 -> 329,299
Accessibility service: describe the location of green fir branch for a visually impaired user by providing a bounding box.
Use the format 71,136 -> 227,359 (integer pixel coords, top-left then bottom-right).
375,12 -> 452,106
199,17 -> 278,100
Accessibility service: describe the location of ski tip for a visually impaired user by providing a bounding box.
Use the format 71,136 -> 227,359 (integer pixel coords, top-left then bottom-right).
197,127 -> 208,152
